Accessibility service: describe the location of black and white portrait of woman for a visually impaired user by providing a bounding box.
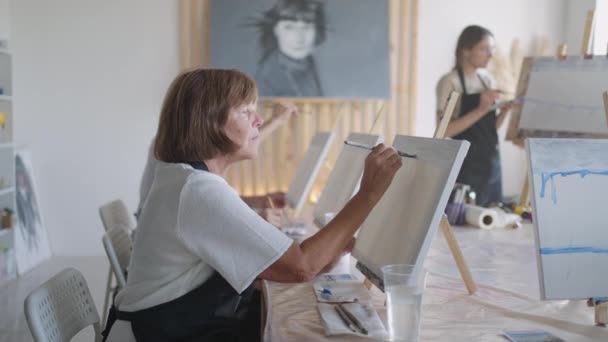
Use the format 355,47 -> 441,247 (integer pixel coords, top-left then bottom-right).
252,0 -> 326,97
14,152 -> 51,274
209,0 -> 390,99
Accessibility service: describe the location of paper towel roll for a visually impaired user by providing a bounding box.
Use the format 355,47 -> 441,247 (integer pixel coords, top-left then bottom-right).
464,204 -> 498,230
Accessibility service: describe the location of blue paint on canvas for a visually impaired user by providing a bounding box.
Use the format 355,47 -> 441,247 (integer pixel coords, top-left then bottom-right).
540,169 -> 608,204
540,246 -> 608,255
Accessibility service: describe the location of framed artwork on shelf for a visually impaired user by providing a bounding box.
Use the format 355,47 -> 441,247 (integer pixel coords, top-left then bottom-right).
14,150 -> 51,274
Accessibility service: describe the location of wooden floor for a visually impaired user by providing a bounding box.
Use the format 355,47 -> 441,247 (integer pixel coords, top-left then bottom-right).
0,256 -> 109,342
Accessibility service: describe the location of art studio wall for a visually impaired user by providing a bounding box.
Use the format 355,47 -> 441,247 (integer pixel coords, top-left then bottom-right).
8,0 -> 179,255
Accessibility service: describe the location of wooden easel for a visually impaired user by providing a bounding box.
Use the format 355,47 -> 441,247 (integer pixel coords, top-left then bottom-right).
433,91 -> 477,295
518,10 -> 597,209
363,91 -> 478,295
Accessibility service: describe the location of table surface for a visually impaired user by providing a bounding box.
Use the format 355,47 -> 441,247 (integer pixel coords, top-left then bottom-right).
262,221 -> 608,341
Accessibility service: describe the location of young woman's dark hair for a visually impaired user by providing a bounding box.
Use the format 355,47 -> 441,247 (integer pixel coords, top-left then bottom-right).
454,25 -> 493,69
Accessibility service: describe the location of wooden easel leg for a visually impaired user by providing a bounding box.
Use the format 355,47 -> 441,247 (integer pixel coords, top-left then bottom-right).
440,215 -> 477,295
595,301 -> 608,327
519,172 -> 530,208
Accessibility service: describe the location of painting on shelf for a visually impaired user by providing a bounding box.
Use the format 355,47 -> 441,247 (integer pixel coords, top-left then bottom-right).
14,150 -> 51,274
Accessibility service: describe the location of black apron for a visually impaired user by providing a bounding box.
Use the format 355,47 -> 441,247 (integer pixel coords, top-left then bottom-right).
453,68 -> 502,206
102,161 -> 261,342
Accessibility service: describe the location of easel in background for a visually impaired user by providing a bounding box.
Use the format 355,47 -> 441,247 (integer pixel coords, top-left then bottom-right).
515,9 -> 600,210
596,91 -> 608,326
363,91 -> 478,296
512,10 -> 608,326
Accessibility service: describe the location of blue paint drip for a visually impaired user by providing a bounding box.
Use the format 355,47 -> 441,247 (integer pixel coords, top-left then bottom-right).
539,169 -> 608,204
540,246 -> 608,255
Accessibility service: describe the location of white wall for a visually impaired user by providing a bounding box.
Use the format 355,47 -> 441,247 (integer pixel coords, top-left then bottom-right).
416,0 -> 568,198
564,0 -> 596,55
0,0 -> 9,40
11,0 -> 179,255
594,0 -> 608,55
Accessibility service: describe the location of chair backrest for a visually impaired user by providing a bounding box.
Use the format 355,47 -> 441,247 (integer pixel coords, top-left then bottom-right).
102,227 -> 132,288
24,268 -> 101,342
99,199 -> 135,233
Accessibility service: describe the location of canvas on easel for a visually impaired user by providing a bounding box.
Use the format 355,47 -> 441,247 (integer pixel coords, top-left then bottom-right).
527,138 -> 608,300
506,56 -> 608,141
286,131 -> 334,217
312,133 -> 382,228
352,135 -> 469,289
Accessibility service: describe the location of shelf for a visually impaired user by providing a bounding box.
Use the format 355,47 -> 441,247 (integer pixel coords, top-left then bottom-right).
0,48 -> 10,56
0,95 -> 11,101
0,229 -> 12,239
0,187 -> 14,196
0,143 -> 14,149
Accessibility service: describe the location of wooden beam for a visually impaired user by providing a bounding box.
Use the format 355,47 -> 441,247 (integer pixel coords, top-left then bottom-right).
179,0 -> 191,70
190,0 -> 203,66
581,10 -> 595,57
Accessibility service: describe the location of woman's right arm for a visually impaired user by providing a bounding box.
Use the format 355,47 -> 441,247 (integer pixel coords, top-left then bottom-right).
444,89 -> 500,138
258,143 -> 402,282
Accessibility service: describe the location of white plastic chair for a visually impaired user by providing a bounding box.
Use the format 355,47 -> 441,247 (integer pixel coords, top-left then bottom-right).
98,199 -> 135,326
24,268 -> 102,342
99,199 -> 136,234
102,227 -> 132,289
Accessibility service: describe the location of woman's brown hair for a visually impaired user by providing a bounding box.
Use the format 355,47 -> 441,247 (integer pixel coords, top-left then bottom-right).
454,25 -> 493,69
155,68 -> 257,163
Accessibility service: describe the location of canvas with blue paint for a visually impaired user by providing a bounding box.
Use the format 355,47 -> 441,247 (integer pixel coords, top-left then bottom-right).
527,138 -> 608,300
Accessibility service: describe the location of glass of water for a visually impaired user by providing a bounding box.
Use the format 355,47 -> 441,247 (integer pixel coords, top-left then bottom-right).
381,264 -> 427,341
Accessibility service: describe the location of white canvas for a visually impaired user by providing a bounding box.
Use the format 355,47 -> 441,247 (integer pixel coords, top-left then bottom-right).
313,133 -> 383,227
352,136 -> 469,289
527,138 -> 608,300
286,131 -> 334,215
519,57 -> 608,135
14,150 -> 51,274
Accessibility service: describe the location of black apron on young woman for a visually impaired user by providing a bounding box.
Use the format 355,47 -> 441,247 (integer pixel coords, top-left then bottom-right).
452,68 -> 503,206
102,161 -> 262,342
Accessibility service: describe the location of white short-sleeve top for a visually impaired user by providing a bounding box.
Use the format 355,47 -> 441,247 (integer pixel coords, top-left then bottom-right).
116,162 -> 293,312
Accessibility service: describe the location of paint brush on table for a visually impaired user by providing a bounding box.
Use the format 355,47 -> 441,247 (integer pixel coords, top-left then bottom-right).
337,303 -> 368,335
343,140 -> 417,159
333,305 -> 358,333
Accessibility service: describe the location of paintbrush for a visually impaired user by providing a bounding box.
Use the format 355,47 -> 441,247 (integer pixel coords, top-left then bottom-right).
344,140 -> 417,159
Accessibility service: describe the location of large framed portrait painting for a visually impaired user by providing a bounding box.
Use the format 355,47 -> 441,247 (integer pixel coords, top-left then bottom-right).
209,0 -> 391,99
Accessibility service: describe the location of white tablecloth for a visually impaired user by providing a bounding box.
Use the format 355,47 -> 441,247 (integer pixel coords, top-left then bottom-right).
263,222 -> 608,341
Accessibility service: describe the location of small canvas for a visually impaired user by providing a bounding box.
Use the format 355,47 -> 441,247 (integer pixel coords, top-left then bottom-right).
313,133 -> 383,227
286,131 -> 334,216
352,136 -> 469,289
527,138 -> 608,300
14,150 -> 51,274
